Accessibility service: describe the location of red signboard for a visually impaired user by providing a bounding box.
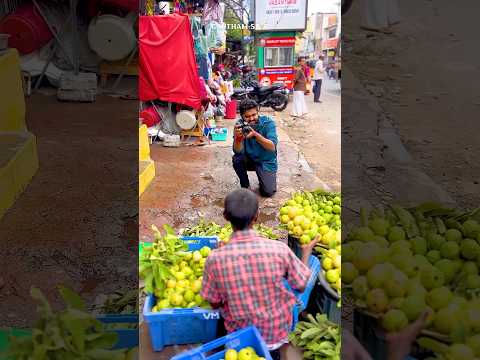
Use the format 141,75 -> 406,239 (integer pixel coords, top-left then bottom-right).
327,15 -> 337,27
322,38 -> 339,49
268,0 -> 298,5
258,67 -> 295,89
260,37 -> 296,47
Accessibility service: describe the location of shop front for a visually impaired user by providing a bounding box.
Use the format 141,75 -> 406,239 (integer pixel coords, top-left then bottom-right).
252,0 -> 308,90
256,33 -> 296,89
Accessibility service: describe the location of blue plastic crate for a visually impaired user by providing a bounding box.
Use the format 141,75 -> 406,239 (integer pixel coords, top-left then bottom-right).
284,255 -> 321,330
143,295 -> 220,351
0,314 -> 138,356
141,237 -> 218,255
143,237 -> 220,351
96,314 -> 138,349
171,326 -> 273,360
210,128 -> 228,141
179,236 -> 219,251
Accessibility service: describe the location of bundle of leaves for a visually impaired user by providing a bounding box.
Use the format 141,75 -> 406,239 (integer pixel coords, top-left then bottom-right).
139,225 -> 188,294
4,286 -> 136,360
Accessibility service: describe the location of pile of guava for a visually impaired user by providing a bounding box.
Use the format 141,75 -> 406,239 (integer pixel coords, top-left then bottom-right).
344,204 -> 480,358
279,190 -> 341,246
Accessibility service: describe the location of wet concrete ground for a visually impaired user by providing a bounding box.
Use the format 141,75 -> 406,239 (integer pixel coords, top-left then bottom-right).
0,89 -> 138,327
139,115 -> 328,241
277,79 -> 342,191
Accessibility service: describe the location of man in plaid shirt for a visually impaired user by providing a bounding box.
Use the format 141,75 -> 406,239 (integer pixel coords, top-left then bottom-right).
200,189 -> 318,358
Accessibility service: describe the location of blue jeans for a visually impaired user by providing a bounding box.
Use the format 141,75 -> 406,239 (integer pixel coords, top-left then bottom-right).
313,79 -> 322,102
232,154 -> 277,197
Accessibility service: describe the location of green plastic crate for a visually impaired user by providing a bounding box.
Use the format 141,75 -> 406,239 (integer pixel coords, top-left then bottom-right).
0,329 -> 30,354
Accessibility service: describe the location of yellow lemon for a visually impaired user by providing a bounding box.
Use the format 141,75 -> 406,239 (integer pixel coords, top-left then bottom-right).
225,349 -> 238,360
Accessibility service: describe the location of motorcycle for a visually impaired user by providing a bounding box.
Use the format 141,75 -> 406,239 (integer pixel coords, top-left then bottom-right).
232,80 -> 289,112
342,0 -> 354,14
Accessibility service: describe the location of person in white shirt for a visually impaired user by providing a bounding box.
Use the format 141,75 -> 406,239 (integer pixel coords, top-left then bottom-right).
312,55 -> 325,103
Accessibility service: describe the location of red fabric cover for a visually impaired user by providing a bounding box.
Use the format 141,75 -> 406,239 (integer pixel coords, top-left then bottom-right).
139,14 -> 201,109
198,77 -> 208,101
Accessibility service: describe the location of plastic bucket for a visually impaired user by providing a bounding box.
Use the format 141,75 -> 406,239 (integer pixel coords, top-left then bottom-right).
225,99 -> 237,119
140,107 -> 161,128
0,3 -> 53,54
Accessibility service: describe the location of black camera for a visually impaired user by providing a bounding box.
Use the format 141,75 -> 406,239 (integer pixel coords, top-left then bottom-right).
239,120 -> 253,136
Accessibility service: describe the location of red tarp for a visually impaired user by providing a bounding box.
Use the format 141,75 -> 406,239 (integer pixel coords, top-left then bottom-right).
139,14 -> 201,109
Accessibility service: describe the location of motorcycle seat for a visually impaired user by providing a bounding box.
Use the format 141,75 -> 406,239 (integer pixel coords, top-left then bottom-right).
258,87 -> 273,95
233,88 -> 248,94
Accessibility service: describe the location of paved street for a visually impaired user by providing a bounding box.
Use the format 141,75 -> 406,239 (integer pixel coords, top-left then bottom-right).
343,0 -> 480,209
277,78 -> 341,191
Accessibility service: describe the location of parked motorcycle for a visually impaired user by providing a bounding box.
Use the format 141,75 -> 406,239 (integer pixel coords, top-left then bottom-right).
232,80 -> 289,112
342,0 -> 354,14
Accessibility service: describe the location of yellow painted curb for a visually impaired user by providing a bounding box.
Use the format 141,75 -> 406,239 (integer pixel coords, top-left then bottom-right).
139,124 -> 150,162
139,124 -> 155,196
139,160 -> 155,196
0,132 -> 39,219
0,49 -> 26,132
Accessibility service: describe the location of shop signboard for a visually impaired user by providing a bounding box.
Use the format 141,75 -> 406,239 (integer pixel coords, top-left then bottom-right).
322,38 -> 339,49
255,0 -> 308,31
258,66 -> 295,89
259,37 -> 296,47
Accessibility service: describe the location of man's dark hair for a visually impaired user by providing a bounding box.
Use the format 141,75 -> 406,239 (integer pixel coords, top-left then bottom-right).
297,56 -> 305,63
224,189 -> 259,230
239,99 -> 259,116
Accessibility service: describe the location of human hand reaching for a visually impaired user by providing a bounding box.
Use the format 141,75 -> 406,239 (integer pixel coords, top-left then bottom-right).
301,236 -> 320,265
385,310 -> 430,360
342,329 -> 372,360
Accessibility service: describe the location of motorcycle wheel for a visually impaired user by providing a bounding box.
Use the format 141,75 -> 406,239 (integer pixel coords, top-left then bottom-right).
270,93 -> 288,112
342,0 -> 354,15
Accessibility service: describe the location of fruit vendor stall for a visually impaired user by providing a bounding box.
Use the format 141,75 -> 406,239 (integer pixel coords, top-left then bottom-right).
138,188 -> 342,359
139,0 -> 238,146
342,203 -> 480,359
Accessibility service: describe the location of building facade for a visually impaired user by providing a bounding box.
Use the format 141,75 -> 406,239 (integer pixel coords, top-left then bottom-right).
311,12 -> 340,62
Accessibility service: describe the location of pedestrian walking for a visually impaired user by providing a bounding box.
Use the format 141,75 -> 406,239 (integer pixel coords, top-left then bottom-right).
303,58 -> 312,95
291,57 -> 308,118
312,55 -> 325,103
360,0 -> 401,34
336,58 -> 341,82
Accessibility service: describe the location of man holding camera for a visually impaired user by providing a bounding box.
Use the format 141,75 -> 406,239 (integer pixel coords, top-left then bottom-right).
232,99 -> 278,198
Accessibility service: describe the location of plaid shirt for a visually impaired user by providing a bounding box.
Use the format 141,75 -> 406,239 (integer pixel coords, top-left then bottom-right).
200,230 -> 311,345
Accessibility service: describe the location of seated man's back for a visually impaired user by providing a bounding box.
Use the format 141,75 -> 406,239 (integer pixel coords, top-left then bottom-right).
201,229 -> 310,346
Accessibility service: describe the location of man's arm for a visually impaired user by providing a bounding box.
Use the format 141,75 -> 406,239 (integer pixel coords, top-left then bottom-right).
301,237 -> 319,266
286,239 -> 318,293
246,120 -> 277,152
246,131 -> 275,152
200,259 -> 223,306
233,125 -> 244,153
